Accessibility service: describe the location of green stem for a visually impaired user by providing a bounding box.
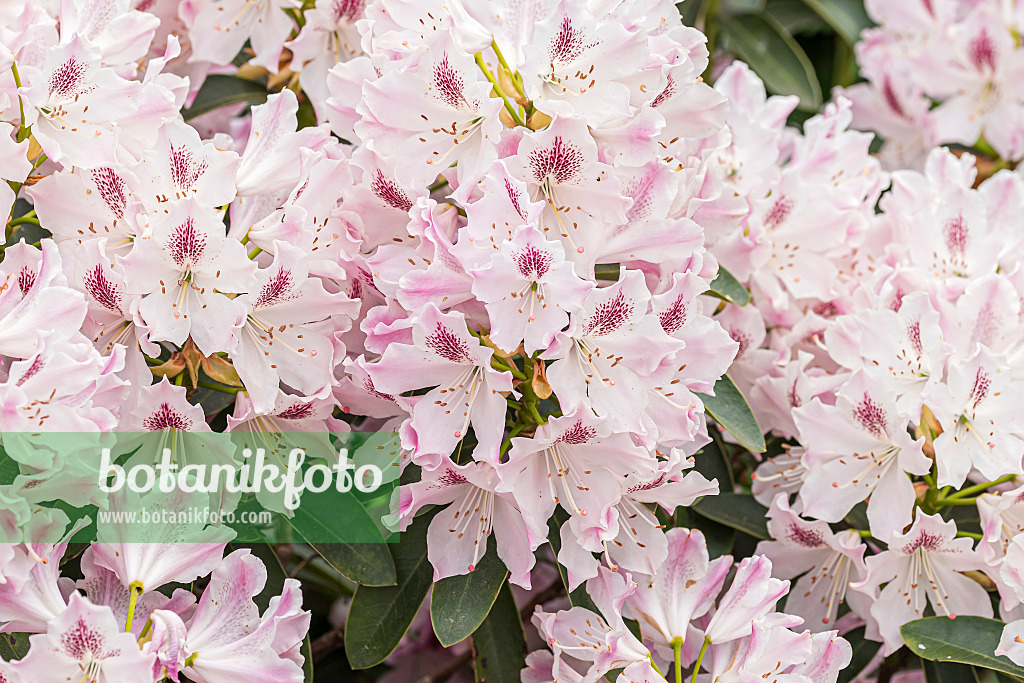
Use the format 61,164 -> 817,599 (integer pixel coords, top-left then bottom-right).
197,380 -> 245,395
946,474 -> 1017,500
248,246 -> 263,260
474,53 -> 526,126
491,40 -> 528,102
10,62 -> 27,141
138,617 -> 153,641
6,216 -> 39,230
690,636 -> 710,683
857,529 -> 873,538
648,654 -> 665,678
956,531 -> 983,540
673,638 -> 683,683
935,497 -> 980,506
125,581 -> 144,632
500,423 -> 526,456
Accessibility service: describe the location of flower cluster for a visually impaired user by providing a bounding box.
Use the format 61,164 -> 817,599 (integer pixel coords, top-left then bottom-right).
842,0 -> 1024,168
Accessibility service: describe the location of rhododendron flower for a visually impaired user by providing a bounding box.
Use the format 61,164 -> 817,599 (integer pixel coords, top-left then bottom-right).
623,528 -> 731,652
756,494 -> 870,631
498,408 -> 656,538
703,555 -> 790,644
181,549 -> 310,682
795,371 -> 931,538
854,512 -> 993,654
122,197 -> 256,354
396,459 -> 544,587
925,347 -> 1024,488
13,592 -> 156,682
368,304 -> 513,467
469,223 -> 592,354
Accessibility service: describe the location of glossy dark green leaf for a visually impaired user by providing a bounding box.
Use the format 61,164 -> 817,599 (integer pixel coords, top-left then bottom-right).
708,266 -> 750,306
764,0 -> 831,35
922,661 -> 981,683
690,512 -> 736,559
694,439 -> 735,491
691,493 -> 770,540
286,487 -> 397,586
799,0 -> 872,46
0,632 -> 30,661
720,13 -> 823,110
901,617 -> 1024,678
0,446 -> 18,486
430,535 -> 509,647
307,542 -> 397,587
301,635 -> 314,683
473,581 -> 527,683
720,0 -> 767,13
182,75 -> 269,121
344,513 -> 433,669
695,375 -> 766,453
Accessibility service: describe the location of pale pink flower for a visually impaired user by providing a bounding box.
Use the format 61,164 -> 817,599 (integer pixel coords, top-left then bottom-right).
13,592 -> 156,682
854,511 -> 993,654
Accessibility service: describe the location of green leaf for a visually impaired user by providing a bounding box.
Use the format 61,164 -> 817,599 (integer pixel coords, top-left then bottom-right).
307,542 -> 397,587
301,635 -> 314,683
296,95 -> 317,129
430,535 -> 509,647
901,616 -> 1024,678
0,446 -> 19,486
720,0 -> 767,13
799,0 -> 872,46
695,375 -> 766,453
690,512 -> 736,559
691,493 -> 770,540
922,661 -> 981,683
182,75 -> 269,121
472,581 -> 527,683
0,632 -> 30,661
719,13 -> 823,110
764,0 -> 831,35
285,483 -> 397,586
694,439 -> 735,491
344,513 -> 434,669
707,266 -> 750,306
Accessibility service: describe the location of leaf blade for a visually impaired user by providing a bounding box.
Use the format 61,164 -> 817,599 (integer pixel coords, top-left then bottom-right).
901,616 -> 1024,678
472,582 -> 527,683
719,13 -> 823,110
182,75 -> 269,121
344,513 -> 434,669
695,375 -> 766,453
691,493 -> 770,540
799,0 -> 873,46
430,535 -> 509,647
708,266 -> 750,306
